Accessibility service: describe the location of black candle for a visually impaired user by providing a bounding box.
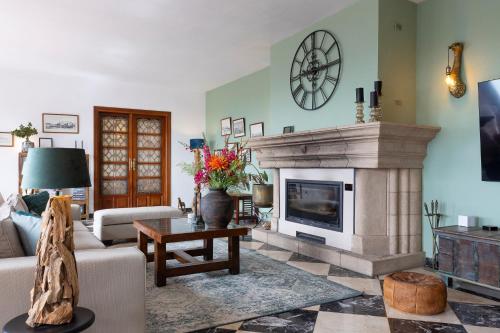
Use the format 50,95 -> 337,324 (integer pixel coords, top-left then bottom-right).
374,80 -> 382,96
355,88 -> 364,103
370,91 -> 379,108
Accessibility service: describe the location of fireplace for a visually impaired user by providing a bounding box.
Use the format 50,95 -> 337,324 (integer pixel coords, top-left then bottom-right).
285,179 -> 343,232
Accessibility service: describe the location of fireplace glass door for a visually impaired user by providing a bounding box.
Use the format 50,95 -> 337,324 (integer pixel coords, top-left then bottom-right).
285,179 -> 343,232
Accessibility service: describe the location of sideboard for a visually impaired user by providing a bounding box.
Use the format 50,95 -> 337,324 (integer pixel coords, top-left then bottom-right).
435,225 -> 500,290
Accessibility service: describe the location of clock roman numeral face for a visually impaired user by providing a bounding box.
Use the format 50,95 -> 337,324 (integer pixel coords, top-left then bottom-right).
289,30 -> 342,111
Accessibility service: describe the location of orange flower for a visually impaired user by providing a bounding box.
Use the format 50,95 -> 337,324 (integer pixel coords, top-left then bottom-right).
208,155 -> 229,171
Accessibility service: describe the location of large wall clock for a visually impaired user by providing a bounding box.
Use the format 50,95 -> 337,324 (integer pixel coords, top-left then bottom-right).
290,30 -> 342,111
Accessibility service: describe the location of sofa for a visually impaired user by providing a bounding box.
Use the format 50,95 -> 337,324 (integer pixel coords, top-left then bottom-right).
0,205 -> 146,333
93,205 -> 183,243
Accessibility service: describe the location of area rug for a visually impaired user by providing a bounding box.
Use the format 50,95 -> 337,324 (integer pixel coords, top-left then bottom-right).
145,240 -> 361,333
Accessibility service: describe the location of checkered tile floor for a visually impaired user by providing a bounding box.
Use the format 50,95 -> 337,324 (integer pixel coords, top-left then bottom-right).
193,240 -> 500,333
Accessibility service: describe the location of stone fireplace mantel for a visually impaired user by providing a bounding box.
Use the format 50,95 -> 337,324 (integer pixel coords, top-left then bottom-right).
248,122 -> 441,276
247,122 -> 440,169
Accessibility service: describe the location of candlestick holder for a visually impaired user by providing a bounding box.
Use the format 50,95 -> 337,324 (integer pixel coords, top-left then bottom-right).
374,106 -> 383,121
369,107 -> 377,122
375,97 -> 383,121
355,102 -> 365,124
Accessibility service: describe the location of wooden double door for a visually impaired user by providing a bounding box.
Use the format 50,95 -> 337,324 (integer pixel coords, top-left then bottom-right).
94,107 -> 171,210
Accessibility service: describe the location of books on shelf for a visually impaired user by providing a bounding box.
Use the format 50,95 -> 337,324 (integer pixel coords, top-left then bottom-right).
72,188 -> 86,200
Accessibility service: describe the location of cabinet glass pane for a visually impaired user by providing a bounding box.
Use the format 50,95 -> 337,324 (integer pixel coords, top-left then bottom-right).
137,150 -> 161,163
137,135 -> 161,148
102,180 -> 128,195
103,148 -> 128,162
137,118 -> 161,134
137,179 -> 161,193
138,164 -> 161,177
102,164 -> 128,178
102,116 -> 128,132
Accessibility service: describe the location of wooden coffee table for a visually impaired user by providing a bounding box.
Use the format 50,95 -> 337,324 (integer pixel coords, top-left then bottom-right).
133,218 -> 248,287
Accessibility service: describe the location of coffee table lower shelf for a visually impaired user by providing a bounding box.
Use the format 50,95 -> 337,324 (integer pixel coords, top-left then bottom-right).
137,231 -> 243,287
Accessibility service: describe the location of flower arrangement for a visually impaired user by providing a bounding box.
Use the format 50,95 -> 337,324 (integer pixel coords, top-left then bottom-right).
181,140 -> 249,191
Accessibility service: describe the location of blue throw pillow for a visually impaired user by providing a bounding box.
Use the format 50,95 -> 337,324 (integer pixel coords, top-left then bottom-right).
11,211 -> 42,256
22,191 -> 50,216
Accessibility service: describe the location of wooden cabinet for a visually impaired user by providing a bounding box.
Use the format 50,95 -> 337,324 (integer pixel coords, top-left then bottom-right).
436,226 -> 500,289
93,107 -> 171,210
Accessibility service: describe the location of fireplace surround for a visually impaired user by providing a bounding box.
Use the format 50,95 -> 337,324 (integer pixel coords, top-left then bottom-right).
248,122 -> 440,275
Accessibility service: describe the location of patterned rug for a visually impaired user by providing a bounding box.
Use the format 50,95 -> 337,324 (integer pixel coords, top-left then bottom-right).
145,240 -> 361,333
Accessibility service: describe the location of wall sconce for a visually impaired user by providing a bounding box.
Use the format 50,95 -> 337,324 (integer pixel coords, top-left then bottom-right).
445,42 -> 466,98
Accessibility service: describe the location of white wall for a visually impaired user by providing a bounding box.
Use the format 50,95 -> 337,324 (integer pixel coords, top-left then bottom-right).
0,68 -> 205,212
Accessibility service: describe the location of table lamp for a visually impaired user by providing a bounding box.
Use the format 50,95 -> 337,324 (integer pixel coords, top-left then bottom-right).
189,139 -> 204,222
21,148 -> 91,327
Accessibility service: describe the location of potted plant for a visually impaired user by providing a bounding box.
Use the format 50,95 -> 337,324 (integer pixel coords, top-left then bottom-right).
12,122 -> 38,152
181,141 -> 249,229
250,167 -> 273,208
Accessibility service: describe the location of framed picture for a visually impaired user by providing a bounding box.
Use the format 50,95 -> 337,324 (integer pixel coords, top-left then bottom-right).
283,126 -> 295,134
42,113 -> 79,134
39,137 -> 53,148
221,117 -> 232,136
227,142 -> 239,151
233,118 -> 246,138
0,132 -> 13,147
250,122 -> 264,138
240,148 -> 251,163
214,149 -> 223,156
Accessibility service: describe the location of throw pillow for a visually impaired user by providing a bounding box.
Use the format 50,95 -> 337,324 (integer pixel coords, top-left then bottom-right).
0,193 -> 11,221
11,211 -> 42,256
0,217 -> 25,258
6,193 -> 29,212
23,191 -> 50,216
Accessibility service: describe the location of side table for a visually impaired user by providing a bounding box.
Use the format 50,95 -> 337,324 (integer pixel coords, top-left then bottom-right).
3,307 -> 95,333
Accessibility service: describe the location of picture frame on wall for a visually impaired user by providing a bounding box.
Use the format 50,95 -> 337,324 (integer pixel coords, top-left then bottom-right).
39,137 -> 54,148
233,118 -> 246,138
283,126 -> 294,134
240,148 -> 251,163
221,117 -> 232,136
0,132 -> 14,147
42,113 -> 79,134
250,122 -> 264,138
227,142 -> 239,151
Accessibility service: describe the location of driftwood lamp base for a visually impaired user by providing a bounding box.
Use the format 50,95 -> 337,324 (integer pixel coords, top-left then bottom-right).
26,196 -> 79,327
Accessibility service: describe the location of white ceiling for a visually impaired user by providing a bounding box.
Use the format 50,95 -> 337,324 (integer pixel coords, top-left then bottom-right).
0,0 -> 359,92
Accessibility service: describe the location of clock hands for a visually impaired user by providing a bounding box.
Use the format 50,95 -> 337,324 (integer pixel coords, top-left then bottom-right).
298,58 -> 340,78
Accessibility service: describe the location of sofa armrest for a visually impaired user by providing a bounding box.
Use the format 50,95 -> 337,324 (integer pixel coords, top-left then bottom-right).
71,204 -> 81,222
0,247 -> 146,333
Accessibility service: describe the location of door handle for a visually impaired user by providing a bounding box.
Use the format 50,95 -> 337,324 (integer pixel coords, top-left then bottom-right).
132,158 -> 136,171
129,158 -> 132,171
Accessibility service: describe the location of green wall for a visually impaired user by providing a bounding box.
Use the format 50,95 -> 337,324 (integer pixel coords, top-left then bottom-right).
378,0 -> 417,124
417,0 -> 500,255
206,67 -> 270,150
269,0 -> 380,134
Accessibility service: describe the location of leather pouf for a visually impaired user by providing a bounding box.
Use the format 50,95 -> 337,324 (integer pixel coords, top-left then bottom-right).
383,271 -> 447,315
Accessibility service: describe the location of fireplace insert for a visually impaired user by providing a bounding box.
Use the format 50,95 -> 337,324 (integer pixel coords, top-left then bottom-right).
285,179 -> 343,232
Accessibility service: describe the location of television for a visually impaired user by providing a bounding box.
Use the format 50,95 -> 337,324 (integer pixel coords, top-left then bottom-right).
478,78 -> 500,181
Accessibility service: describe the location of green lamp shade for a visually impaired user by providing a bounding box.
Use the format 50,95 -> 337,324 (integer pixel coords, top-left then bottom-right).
21,148 -> 91,190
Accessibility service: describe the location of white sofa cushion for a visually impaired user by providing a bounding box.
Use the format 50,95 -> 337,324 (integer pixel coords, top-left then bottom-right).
0,217 -> 24,258
94,206 -> 183,227
74,231 -> 105,250
73,221 -> 88,232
